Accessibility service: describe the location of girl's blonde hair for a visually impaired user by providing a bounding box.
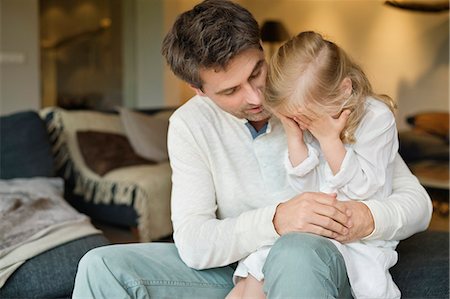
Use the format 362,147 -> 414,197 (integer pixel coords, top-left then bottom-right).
265,31 -> 396,143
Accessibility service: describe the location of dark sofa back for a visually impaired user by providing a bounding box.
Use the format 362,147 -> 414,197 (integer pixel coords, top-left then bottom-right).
0,110 -> 54,179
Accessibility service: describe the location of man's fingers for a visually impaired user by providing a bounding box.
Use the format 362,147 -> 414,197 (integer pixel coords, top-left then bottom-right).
312,193 -> 350,215
314,203 -> 351,228
309,213 -> 349,236
300,192 -> 351,228
304,223 -> 337,239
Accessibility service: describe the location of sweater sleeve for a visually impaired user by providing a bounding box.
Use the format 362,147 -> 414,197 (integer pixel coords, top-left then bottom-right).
168,116 -> 279,270
285,144 -> 320,193
326,105 -> 398,199
362,154 -> 432,241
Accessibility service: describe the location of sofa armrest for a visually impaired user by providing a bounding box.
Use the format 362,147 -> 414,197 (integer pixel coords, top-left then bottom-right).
391,231 -> 449,298
0,111 -> 54,179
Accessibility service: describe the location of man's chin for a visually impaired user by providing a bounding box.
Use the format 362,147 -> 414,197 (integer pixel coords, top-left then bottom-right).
245,109 -> 272,122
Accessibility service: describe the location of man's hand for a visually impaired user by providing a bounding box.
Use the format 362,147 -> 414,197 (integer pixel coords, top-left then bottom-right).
273,192 -> 352,238
333,201 -> 375,243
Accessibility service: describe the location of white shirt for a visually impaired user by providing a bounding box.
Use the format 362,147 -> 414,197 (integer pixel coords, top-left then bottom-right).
168,95 -> 432,270
236,98 -> 402,298
287,97 -> 398,201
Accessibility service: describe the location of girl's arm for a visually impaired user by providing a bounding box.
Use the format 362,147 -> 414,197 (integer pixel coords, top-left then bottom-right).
296,110 -> 350,175
276,113 -> 320,192
300,103 -> 397,200
330,105 -> 398,200
276,113 -> 308,166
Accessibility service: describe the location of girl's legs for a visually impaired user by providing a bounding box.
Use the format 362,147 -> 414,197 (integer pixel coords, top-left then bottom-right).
225,276 -> 266,299
225,279 -> 246,299
242,275 -> 266,299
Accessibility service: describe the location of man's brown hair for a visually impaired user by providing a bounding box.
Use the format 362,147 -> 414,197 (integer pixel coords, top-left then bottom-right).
161,0 -> 262,90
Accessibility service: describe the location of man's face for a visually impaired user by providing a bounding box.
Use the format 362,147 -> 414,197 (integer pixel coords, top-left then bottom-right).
194,48 -> 272,122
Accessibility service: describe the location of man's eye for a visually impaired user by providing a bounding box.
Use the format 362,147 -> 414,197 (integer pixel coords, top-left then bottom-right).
249,70 -> 261,79
223,88 -> 237,96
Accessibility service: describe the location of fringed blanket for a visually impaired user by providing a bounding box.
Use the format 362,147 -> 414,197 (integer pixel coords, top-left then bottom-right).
0,177 -> 100,288
40,108 -> 173,242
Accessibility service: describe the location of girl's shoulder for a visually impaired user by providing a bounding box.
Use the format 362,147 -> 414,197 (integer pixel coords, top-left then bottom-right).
363,97 -> 395,122
356,97 -> 396,135
365,97 -> 393,115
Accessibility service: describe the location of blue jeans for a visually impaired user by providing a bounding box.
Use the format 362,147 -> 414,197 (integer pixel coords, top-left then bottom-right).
73,233 -> 352,298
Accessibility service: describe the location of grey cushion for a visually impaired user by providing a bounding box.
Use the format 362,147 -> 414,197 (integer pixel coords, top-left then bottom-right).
392,231 -> 449,298
0,235 -> 110,298
0,111 -> 54,179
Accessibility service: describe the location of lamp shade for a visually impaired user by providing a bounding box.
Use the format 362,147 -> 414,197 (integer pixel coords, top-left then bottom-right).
260,20 -> 289,43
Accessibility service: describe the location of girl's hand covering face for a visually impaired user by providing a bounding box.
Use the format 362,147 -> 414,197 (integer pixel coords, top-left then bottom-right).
273,110 -> 304,139
294,108 -> 351,144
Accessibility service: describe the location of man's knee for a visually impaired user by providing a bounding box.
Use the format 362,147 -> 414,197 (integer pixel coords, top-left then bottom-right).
262,233 -> 351,298
267,232 -> 341,267
77,246 -> 110,276
263,232 -> 347,282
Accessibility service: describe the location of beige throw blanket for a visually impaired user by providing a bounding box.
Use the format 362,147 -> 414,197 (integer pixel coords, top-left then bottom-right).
0,177 -> 100,288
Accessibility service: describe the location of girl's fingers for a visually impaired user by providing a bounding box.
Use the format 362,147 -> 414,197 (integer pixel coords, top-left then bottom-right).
295,118 -> 309,130
295,114 -> 311,124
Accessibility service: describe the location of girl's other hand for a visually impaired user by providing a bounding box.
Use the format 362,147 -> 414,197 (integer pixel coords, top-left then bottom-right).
274,111 -> 304,141
298,109 -> 351,144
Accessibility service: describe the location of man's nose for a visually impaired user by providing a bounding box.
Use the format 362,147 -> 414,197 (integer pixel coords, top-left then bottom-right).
244,83 -> 263,105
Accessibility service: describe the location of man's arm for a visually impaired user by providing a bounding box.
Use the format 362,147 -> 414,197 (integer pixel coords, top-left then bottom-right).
169,114 -> 352,270
334,154 -> 432,242
168,116 -> 279,270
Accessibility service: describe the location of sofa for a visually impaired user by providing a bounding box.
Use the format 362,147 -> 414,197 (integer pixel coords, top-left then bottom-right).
0,109 -> 448,298
0,110 -> 110,298
40,106 -> 174,242
399,111 -> 449,216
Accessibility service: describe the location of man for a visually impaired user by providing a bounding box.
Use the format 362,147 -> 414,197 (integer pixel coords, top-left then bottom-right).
72,1 -> 431,298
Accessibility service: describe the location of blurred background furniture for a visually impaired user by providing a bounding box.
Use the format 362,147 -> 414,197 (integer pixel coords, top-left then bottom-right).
41,107 -> 174,242
399,111 -> 449,216
0,110 -> 109,298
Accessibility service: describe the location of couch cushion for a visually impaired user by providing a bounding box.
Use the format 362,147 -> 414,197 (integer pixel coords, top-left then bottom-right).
0,234 -> 109,298
391,231 -> 449,298
0,111 -> 54,179
76,130 -> 155,176
41,107 -> 174,241
119,108 -> 170,162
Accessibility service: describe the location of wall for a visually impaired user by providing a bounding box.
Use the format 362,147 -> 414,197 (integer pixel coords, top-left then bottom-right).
163,0 -> 449,129
1,0 -> 447,119
0,0 -> 40,116
123,0 -> 165,109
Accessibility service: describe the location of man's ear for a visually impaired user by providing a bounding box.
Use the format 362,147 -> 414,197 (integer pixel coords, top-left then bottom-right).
190,84 -> 206,96
341,77 -> 353,96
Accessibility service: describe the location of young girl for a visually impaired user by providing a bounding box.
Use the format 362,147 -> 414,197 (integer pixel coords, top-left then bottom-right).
228,31 -> 400,299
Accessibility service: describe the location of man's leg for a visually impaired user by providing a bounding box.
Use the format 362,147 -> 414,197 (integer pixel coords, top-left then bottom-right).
263,232 -> 352,299
73,242 -> 234,299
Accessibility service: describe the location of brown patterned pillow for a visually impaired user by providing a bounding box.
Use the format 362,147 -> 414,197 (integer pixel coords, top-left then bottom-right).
76,131 -> 155,176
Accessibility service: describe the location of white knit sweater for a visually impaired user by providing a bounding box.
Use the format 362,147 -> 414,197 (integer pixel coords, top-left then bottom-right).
168,95 -> 432,270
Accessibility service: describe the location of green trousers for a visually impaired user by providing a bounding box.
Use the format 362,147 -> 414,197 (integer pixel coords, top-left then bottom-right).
73,232 -> 352,298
